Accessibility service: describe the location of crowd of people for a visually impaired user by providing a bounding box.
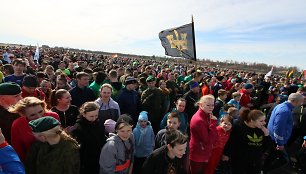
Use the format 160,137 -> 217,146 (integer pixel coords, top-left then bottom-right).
1,44 -> 306,174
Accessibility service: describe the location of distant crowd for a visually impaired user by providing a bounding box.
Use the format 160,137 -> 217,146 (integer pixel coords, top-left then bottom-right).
1,44 -> 306,174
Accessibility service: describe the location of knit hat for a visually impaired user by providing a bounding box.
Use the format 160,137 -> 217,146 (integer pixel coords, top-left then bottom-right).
29,116 -> 60,133
244,83 -> 253,90
104,119 -> 116,133
23,75 -> 39,87
115,114 -> 134,130
138,111 -> 148,121
125,76 -> 137,85
189,81 -> 199,89
0,82 -> 21,95
146,75 -> 156,82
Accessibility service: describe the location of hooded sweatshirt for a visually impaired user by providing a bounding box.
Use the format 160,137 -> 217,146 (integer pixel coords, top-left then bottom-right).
99,133 -> 135,174
133,121 -> 155,157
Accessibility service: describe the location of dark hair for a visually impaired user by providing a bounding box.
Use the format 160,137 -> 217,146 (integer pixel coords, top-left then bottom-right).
166,129 -> 188,148
167,111 -> 180,122
76,72 -> 89,79
3,64 -> 14,74
95,71 -> 107,85
218,89 -> 227,97
79,102 -> 99,116
12,59 -> 26,67
220,115 -> 234,125
50,89 -> 69,106
115,114 -> 134,130
176,98 -> 186,103
240,108 -> 264,123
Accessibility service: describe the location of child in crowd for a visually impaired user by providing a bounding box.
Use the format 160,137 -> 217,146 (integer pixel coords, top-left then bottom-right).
227,92 -> 241,110
99,114 -> 135,174
133,111 -> 155,174
71,102 -> 106,174
104,119 -> 116,138
155,111 -> 181,149
142,129 -> 188,174
228,107 -> 239,121
205,115 -> 233,174
213,89 -> 228,120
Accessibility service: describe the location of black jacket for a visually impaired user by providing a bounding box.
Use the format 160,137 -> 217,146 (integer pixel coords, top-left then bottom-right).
71,117 -> 106,174
142,145 -> 186,174
69,86 -> 96,107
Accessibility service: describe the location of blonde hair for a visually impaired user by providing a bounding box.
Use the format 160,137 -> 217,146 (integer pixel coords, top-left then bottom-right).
196,94 -> 215,107
8,97 -> 47,115
100,83 -> 113,92
35,125 -> 79,147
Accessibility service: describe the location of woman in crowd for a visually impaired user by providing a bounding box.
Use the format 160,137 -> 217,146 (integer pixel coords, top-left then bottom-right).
44,65 -> 56,85
40,79 -> 53,108
189,95 -> 218,174
9,97 -> 60,162
223,109 -> 271,174
99,114 -> 134,174
160,98 -> 188,134
55,73 -> 71,90
26,116 -> 80,174
71,102 -> 106,174
96,84 -> 121,128
51,89 -> 79,129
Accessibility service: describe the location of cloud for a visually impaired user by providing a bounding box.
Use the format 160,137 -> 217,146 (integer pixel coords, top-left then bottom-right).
1,0 -> 306,69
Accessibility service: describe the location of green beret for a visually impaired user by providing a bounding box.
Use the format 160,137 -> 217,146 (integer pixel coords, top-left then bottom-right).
29,116 -> 61,133
146,75 -> 156,82
0,82 -> 21,96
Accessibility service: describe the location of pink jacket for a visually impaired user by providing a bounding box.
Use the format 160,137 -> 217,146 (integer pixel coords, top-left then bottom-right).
189,109 -> 217,162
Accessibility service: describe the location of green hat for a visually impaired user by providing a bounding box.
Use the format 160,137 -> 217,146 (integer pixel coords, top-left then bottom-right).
29,116 -> 61,133
146,75 -> 156,82
0,82 -> 21,96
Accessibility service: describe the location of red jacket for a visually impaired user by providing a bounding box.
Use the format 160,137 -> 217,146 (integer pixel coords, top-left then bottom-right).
11,111 -> 60,162
239,89 -> 251,108
189,109 -> 217,162
21,87 -> 46,101
205,126 -> 231,174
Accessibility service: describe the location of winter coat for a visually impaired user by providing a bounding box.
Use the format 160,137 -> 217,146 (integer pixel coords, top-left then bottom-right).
11,112 -> 60,162
189,109 -> 217,162
142,145 -> 186,174
268,101 -> 295,145
0,141 -> 25,174
99,133 -> 135,174
133,122 -> 155,158
72,117 -> 106,174
25,138 -> 80,174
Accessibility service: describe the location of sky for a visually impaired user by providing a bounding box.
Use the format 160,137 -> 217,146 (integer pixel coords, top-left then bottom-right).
1,0 -> 306,70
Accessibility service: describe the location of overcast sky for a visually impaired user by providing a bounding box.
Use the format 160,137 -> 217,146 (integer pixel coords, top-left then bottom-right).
1,0 -> 306,69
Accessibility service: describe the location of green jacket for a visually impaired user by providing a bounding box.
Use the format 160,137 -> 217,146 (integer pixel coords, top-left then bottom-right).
26,138 -> 80,174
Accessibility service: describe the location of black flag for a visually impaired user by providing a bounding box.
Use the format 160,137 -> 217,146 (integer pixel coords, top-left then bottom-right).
159,23 -> 196,61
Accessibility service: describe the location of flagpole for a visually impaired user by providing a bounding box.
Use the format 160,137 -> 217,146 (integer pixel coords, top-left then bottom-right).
191,15 -> 197,61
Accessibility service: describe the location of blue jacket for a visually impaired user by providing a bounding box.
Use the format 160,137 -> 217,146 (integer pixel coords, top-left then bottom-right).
268,101 -> 294,145
133,122 -> 155,158
0,142 -> 25,174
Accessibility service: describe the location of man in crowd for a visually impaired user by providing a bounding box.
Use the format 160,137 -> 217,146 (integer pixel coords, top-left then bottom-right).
69,72 -> 96,107
0,82 -> 22,144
